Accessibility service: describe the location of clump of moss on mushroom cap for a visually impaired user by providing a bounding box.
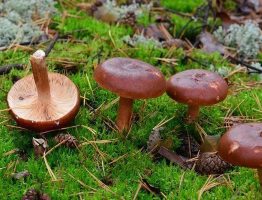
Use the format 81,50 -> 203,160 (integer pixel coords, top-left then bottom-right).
166,69 -> 228,123
94,57 -> 166,133
218,123 -> 262,189
7,50 -> 80,132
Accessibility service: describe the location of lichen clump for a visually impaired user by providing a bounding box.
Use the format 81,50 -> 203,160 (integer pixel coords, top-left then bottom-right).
0,0 -> 56,47
122,34 -> 162,47
95,0 -> 152,21
214,21 -> 262,59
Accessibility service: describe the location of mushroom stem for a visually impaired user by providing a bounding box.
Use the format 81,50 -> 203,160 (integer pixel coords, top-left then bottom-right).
186,105 -> 200,123
258,168 -> 262,190
30,50 -> 51,101
116,97 -> 133,132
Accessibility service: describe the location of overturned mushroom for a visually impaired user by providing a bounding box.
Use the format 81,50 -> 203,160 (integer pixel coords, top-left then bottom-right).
7,50 -> 80,132
166,69 -> 228,123
218,123 -> 262,189
94,57 -> 166,132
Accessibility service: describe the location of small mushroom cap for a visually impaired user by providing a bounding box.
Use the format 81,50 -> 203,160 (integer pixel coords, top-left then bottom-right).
7,73 -> 80,132
166,69 -> 228,106
218,123 -> 262,168
94,57 -> 166,99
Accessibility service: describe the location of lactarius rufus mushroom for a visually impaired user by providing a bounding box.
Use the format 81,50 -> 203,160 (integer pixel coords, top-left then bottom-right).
94,57 -> 166,132
218,123 -> 262,189
7,50 -> 80,132
166,69 -> 228,123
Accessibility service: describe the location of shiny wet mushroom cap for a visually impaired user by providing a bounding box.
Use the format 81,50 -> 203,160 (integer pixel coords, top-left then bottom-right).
218,123 -> 262,168
94,57 -> 166,99
218,123 -> 262,189
166,69 -> 228,123
94,57 -> 166,132
7,50 -> 80,132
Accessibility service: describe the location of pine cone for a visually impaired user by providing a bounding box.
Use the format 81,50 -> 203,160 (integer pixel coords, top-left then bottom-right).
195,152 -> 232,175
22,189 -> 38,200
118,12 -> 137,27
176,133 -> 200,158
22,189 -> 51,200
54,133 -> 79,148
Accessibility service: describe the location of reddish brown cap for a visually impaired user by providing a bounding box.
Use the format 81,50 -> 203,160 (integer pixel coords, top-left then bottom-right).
218,123 -> 262,168
166,69 -> 228,106
94,57 -> 166,99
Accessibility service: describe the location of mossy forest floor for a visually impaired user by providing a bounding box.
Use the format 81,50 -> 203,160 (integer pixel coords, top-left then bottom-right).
0,0 -> 262,199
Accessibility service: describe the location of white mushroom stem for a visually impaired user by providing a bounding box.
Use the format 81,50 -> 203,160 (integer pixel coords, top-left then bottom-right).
30,50 -> 51,101
187,105 -> 200,123
116,97 -> 133,133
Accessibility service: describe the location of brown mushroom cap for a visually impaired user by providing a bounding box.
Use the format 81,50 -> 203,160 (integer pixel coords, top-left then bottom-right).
7,73 -> 80,132
218,123 -> 262,168
166,69 -> 228,106
94,57 -> 166,99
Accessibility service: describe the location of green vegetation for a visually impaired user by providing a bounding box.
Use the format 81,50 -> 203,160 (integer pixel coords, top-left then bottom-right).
0,0 -> 261,199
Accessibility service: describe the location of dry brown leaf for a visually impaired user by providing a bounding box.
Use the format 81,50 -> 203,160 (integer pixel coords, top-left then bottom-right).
199,31 -> 228,55
135,24 -> 168,41
200,135 -> 220,153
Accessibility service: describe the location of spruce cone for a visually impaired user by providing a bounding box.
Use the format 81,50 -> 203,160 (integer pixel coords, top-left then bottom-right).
54,133 -> 79,148
22,189 -> 38,200
176,133 -> 200,158
22,188 -> 51,200
195,152 -> 232,175
118,12 -> 137,27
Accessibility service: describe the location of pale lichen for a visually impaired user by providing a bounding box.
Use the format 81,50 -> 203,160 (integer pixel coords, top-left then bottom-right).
0,0 -> 57,47
122,34 -> 162,47
98,0 -> 152,20
214,21 -> 262,59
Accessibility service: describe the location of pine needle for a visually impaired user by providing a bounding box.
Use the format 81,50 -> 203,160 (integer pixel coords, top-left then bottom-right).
43,152 -> 57,181
68,173 -> 97,191
198,175 -> 228,200
83,166 -> 114,194
153,116 -> 175,130
80,138 -> 118,147
81,125 -> 97,135
133,182 -> 142,200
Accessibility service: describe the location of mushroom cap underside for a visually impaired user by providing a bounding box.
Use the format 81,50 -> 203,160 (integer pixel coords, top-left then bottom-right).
7,73 -> 80,132
166,69 -> 228,106
94,57 -> 166,99
218,123 -> 262,168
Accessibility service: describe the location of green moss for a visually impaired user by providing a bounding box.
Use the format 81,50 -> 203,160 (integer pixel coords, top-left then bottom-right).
0,2 -> 261,200
161,0 -> 204,13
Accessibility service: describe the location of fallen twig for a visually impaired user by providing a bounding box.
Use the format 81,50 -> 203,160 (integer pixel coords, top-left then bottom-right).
158,146 -> 188,169
0,64 -> 24,75
45,32 -> 59,57
229,56 -> 262,73
0,32 -> 59,75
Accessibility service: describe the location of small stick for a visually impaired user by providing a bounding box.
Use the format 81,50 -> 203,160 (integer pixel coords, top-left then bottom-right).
0,64 -> 24,75
45,32 -> 59,57
229,56 -> 262,73
0,33 -> 59,75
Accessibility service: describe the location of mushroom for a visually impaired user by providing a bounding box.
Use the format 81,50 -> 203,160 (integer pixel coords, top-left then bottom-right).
7,50 -> 80,132
166,69 -> 228,123
94,57 -> 166,132
218,123 -> 262,189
